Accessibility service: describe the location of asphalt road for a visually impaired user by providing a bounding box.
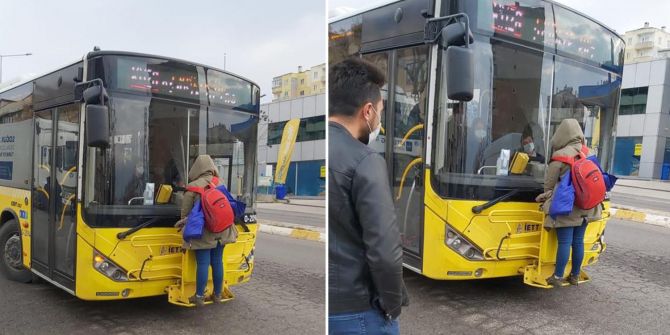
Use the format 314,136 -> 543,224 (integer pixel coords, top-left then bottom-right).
399,218 -> 670,335
0,233 -> 325,335
610,192 -> 670,213
256,205 -> 325,228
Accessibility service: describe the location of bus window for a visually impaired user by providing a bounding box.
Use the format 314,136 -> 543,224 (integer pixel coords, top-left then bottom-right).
207,107 -> 258,205
485,41 -> 551,175
85,97 -> 194,207
432,39 -> 553,200
329,15 -> 363,64
550,57 -> 620,171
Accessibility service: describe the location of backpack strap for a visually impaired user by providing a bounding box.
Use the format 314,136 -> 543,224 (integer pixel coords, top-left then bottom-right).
186,176 -> 220,193
209,176 -> 219,188
580,145 -> 590,158
185,185 -> 204,194
553,145 -> 590,165
552,155 -> 574,166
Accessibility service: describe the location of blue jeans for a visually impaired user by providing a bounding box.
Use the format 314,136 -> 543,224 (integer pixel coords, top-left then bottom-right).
195,242 -> 224,297
329,309 -> 399,335
554,220 -> 588,277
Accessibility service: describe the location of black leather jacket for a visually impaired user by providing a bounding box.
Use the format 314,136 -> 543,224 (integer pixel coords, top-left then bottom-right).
328,121 -> 407,319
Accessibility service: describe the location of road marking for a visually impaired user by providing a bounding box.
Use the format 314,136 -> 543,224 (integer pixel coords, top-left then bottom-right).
612,209 -> 647,222
258,221 -> 325,243
610,207 -> 670,229
289,229 -> 322,241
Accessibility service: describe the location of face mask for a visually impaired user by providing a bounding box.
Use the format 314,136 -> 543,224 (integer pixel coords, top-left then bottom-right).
475,129 -> 487,139
524,142 -> 535,154
368,124 -> 381,144
366,105 -> 382,145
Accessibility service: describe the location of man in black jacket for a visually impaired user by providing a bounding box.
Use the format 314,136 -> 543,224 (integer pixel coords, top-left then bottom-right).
328,58 -> 407,335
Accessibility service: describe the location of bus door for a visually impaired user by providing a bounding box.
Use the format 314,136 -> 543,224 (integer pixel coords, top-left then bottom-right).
31,105 -> 79,290
392,46 -> 429,265
363,46 -> 429,268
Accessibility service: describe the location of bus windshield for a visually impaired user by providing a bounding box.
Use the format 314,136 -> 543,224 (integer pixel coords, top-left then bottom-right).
431,2 -> 622,202
84,56 -> 258,228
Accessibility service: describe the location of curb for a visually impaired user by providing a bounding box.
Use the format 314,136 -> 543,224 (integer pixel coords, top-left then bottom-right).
256,201 -> 326,208
609,206 -> 670,229
257,220 -> 325,243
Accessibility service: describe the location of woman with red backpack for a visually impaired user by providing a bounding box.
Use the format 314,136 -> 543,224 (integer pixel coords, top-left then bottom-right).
176,155 -> 238,306
536,119 -> 603,287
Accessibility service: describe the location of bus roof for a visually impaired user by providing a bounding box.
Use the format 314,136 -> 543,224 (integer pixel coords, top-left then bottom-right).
0,58 -> 83,95
329,0 -> 401,23
547,0 -> 621,41
328,0 -> 622,44
0,50 -> 260,95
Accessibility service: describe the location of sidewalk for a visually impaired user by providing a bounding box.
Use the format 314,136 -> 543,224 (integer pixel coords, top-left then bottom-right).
256,194 -> 325,206
609,179 -> 670,229
612,179 -> 670,200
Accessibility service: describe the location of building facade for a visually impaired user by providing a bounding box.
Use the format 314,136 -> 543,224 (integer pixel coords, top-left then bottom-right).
271,64 -> 326,101
615,57 -> 670,179
258,93 -> 326,196
623,22 -> 670,64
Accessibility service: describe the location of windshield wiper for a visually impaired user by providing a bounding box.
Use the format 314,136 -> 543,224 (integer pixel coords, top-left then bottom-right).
117,217 -> 161,240
471,189 -> 521,214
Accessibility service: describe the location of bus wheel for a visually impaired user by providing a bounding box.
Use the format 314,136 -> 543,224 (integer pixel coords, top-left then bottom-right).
0,219 -> 32,283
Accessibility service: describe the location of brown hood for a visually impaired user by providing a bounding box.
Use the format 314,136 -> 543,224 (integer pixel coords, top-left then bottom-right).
550,119 -> 584,152
188,155 -> 219,182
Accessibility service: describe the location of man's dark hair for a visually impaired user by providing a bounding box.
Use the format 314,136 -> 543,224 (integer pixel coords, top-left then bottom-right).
329,57 -> 386,117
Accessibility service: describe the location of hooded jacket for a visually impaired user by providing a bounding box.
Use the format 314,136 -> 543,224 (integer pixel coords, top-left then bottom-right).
181,155 -> 238,249
540,119 -> 602,228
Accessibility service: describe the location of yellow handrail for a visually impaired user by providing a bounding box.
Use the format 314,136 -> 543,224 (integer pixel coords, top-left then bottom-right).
396,124 -> 424,148
395,157 -> 422,200
58,194 -> 76,230
59,166 -> 77,186
36,187 -> 49,200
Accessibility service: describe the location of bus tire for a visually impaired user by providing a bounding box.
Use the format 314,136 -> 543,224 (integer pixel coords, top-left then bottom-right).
0,219 -> 32,283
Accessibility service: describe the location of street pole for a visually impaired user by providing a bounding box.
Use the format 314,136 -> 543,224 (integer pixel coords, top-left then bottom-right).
0,52 -> 33,83
224,53 -> 227,71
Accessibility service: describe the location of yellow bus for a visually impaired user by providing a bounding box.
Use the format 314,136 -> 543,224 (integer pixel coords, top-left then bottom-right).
0,50 -> 259,304
329,0 -> 623,287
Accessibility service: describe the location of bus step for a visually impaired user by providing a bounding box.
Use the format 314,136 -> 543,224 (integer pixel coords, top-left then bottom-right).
167,282 -> 234,307
523,263 -> 591,288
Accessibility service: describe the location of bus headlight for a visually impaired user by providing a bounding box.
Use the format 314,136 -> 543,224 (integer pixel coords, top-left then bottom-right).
445,226 -> 484,261
93,250 -> 128,281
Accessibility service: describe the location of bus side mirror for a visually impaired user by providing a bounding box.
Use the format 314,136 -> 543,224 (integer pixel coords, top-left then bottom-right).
83,85 -> 107,105
445,46 -> 474,101
82,84 -> 110,148
86,105 -> 110,149
440,21 -> 473,47
441,22 -> 474,101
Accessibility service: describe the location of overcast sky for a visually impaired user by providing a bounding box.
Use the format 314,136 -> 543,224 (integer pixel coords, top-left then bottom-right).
329,0 -> 670,34
0,0 -> 325,102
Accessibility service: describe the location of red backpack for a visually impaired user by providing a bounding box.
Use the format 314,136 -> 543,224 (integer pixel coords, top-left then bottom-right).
552,145 -> 606,210
186,177 -> 234,233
